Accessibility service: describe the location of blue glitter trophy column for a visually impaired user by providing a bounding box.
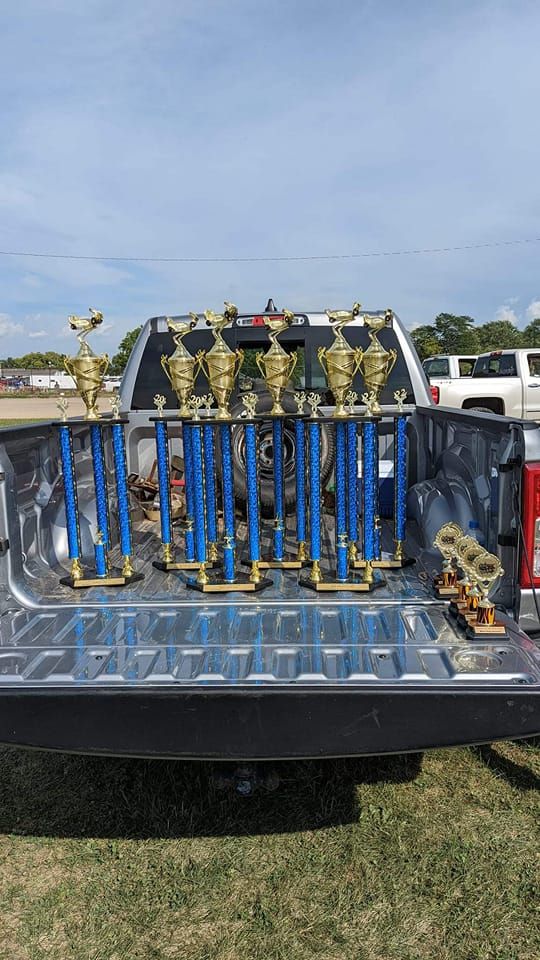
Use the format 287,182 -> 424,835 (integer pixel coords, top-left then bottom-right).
151,395 -> 204,572
392,388 -> 414,567
186,394 -> 272,592
255,310 -> 304,569
56,398 -> 83,585
109,396 -> 143,582
185,405 -> 209,591
300,396 -> 380,591
293,392 -> 308,562
361,416 -> 379,585
353,389 -> 414,569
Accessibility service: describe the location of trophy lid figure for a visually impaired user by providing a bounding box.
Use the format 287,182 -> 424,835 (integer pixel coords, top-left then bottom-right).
256,309 -> 298,416
64,308 -> 109,420
161,316 -> 204,418
318,302 -> 363,417
357,308 -> 397,417
201,302 -> 244,420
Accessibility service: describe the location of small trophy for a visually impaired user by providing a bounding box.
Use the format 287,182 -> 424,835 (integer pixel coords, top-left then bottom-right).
448,535 -> 478,616
455,541 -> 485,627
467,552 -> 507,637
161,316 -> 204,417
255,310 -> 297,415
433,523 -> 463,596
200,302 -> 244,419
64,308 -> 109,420
318,303 -> 363,417
357,309 -> 397,416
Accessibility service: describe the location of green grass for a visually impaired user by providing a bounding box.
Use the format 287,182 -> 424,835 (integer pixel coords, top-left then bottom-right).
0,419 -> 50,426
0,742 -> 538,959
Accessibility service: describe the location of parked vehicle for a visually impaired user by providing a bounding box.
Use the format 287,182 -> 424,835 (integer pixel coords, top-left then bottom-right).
423,354 -> 477,404
0,307 -> 537,760
429,348 -> 540,417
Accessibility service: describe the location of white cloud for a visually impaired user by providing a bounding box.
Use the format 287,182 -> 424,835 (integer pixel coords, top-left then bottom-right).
0,314 -> 23,336
526,300 -> 540,321
28,330 -> 47,339
94,322 -> 114,336
494,305 -> 519,325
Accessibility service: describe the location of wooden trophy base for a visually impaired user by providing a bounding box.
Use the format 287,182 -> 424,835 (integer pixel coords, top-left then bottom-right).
184,573 -> 273,594
61,569 -> 144,589
299,572 -> 386,593
153,559 -> 218,572
466,619 -> 508,639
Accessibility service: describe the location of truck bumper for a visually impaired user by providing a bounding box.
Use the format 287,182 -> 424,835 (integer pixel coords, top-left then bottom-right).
0,686 -> 538,759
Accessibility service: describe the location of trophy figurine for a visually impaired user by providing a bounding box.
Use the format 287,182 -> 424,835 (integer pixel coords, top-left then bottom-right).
64,308 -> 109,420
357,309 -> 397,416
433,522 -> 463,596
468,552 -> 507,636
201,302 -> 244,419
255,310 -> 298,415
318,302 -> 363,417
161,316 -> 204,417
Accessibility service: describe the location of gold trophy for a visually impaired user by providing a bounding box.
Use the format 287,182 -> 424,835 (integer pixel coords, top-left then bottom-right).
256,310 -> 298,414
357,309 -> 397,416
64,308 -> 109,419
469,552 -> 506,635
161,316 -> 204,417
318,302 -> 363,417
433,522 -> 463,596
200,302 -> 244,419
449,535 -> 478,615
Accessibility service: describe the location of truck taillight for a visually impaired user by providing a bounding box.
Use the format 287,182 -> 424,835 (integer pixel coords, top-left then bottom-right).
430,385 -> 439,404
520,463 -> 540,587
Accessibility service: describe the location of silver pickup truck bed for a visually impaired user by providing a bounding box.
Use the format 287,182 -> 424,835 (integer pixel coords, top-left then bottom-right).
1,512 -> 538,759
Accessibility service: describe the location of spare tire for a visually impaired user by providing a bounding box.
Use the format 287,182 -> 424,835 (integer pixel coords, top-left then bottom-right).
229,390 -> 335,517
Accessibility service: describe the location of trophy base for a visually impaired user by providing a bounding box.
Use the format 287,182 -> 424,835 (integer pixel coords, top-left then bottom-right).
457,610 -> 480,629
248,554 -> 308,570
153,560 -> 218,572
353,553 -> 415,570
60,569 -> 144,589
434,583 -> 459,597
466,621 -> 508,639
184,574 -> 273,593
449,599 -> 468,617
299,572 -> 385,593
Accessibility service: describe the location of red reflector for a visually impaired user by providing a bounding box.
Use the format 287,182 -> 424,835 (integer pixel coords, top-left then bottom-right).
520,463 -> 540,587
430,385 -> 440,404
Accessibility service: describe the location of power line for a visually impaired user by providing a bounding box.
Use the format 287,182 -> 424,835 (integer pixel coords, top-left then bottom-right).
0,235 -> 539,264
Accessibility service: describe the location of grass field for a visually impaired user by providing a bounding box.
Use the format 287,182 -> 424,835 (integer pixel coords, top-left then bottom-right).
0,741 -> 538,960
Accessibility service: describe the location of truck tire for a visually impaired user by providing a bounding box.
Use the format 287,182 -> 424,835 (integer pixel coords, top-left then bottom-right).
229,391 -> 335,516
469,406 -> 498,414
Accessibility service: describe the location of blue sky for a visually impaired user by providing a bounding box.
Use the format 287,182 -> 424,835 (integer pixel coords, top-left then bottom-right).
1,0 -> 540,355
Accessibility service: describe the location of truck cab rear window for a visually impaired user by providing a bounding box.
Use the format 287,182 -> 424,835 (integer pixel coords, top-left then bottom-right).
423,359 -> 449,378
130,323 -> 414,410
474,355 -> 517,377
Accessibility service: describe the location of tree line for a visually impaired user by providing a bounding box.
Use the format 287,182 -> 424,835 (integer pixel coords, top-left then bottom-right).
0,327 -> 143,376
411,312 -> 540,360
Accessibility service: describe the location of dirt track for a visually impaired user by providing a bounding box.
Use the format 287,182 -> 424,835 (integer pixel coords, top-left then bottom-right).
0,396 -> 100,419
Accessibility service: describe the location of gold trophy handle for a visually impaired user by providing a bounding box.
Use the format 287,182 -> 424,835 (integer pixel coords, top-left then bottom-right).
287,350 -> 298,383
354,346 -> 364,376
64,355 -> 75,378
317,346 -> 328,378
387,348 -> 398,378
234,348 -> 244,378
99,353 -> 110,377
161,354 -> 172,386
255,350 -> 265,379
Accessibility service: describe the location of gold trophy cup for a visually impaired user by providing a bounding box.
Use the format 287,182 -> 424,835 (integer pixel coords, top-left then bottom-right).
200,302 -> 244,419
64,308 -> 109,420
161,316 -> 204,417
433,522 -> 463,595
318,302 -> 363,417
357,309 -> 397,416
256,310 -> 298,415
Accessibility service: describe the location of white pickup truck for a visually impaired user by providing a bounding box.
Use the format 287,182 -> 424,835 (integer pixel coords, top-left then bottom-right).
427,349 -> 540,418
